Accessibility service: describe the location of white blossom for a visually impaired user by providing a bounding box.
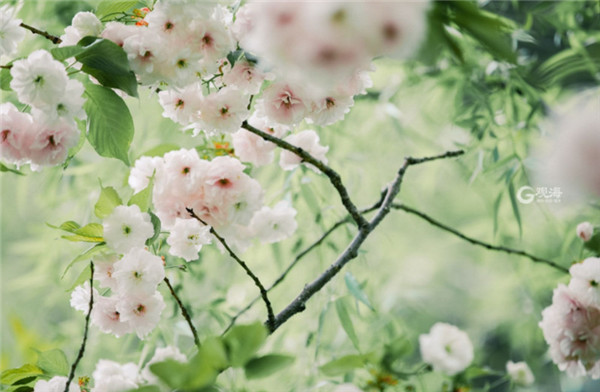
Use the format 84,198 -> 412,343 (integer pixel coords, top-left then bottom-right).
577,222 -> 594,242
568,258 -> 600,307
91,295 -> 133,338
70,281 -> 98,313
166,218 -> 212,261
280,130 -> 329,171
10,50 -> 69,107
419,322 -> 474,376
129,156 -> 163,194
195,86 -> 250,135
112,247 -> 165,296
33,376 -> 80,392
116,291 -> 166,339
0,5 -> 25,58
103,205 -> 154,254
250,201 -> 298,244
91,360 -> 139,392
506,361 -> 535,387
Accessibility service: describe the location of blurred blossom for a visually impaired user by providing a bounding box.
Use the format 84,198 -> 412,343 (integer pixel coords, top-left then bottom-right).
577,221 -> 594,242
419,322 -> 474,375
537,90 -> 600,201
506,361 -> 535,387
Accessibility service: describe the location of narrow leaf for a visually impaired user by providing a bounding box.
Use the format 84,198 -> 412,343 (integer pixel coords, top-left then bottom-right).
344,272 -> 374,311
335,298 -> 360,352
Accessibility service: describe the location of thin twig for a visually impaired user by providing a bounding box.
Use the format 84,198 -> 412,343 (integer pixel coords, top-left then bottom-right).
20,22 -> 62,44
163,276 -> 201,347
65,262 -> 94,392
392,203 -> 569,273
221,216 -> 352,335
242,121 -> 369,229
186,208 -> 276,332
268,150 -> 464,332
0,64 -> 11,69
221,194 -> 390,335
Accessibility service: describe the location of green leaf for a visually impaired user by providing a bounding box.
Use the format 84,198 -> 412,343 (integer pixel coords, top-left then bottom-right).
507,181 -> 522,238
84,83 -> 134,165
0,163 -> 24,175
1,66 -> 13,91
36,349 -> 69,377
94,185 -> 123,219
0,364 -> 43,385
244,354 -> 295,379
319,354 -> 366,376
145,212 -> 161,246
53,221 -> 81,233
344,272 -> 374,311
61,223 -> 104,243
195,337 -> 229,371
149,360 -> 188,389
67,263 -> 91,291
76,38 -> 138,97
50,45 -> 85,61
335,298 -> 360,352
125,387 -> 161,392
223,322 -> 268,367
128,177 -> 153,212
62,243 -> 108,278
450,2 -> 516,63
96,1 -> 138,18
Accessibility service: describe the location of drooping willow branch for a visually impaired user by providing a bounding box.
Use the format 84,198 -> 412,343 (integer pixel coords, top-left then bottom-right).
163,276 -> 201,347
268,150 -> 465,332
64,262 -> 94,392
186,207 -> 276,331
392,203 -> 569,274
20,22 -> 62,44
242,121 -> 369,229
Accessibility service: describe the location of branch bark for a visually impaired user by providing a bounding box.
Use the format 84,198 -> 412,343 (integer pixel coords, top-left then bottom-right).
163,276 -> 201,347
242,121 -> 369,229
392,203 -> 569,273
65,262 -> 94,392
20,22 -> 62,44
268,150 -> 464,332
186,208 -> 276,331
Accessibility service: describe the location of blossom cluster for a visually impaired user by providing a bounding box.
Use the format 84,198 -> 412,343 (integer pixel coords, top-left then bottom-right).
71,205 -> 165,339
129,148 -> 298,253
33,345 -> 186,392
1,49 -> 84,170
540,257 -> 600,378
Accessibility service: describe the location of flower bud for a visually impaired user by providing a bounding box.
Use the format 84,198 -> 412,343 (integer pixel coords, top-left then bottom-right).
577,221 -> 594,242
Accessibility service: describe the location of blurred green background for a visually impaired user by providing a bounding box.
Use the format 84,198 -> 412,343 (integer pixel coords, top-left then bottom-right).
2,0 -> 600,391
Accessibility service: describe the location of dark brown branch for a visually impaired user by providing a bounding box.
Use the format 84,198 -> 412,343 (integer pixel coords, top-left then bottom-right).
163,276 -> 201,347
186,207 -> 276,332
0,64 -> 11,69
20,22 -> 62,44
65,262 -> 94,392
221,194 -> 391,335
242,121 -> 369,229
392,203 -> 569,274
268,150 -> 464,332
222,216 -> 352,335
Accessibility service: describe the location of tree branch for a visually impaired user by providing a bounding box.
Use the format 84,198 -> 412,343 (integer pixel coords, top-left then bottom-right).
221,194 -> 391,334
268,150 -> 464,332
392,203 -> 569,274
20,22 -> 62,44
242,121 -> 369,229
65,262 -> 94,392
186,207 -> 276,332
163,276 -> 201,347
